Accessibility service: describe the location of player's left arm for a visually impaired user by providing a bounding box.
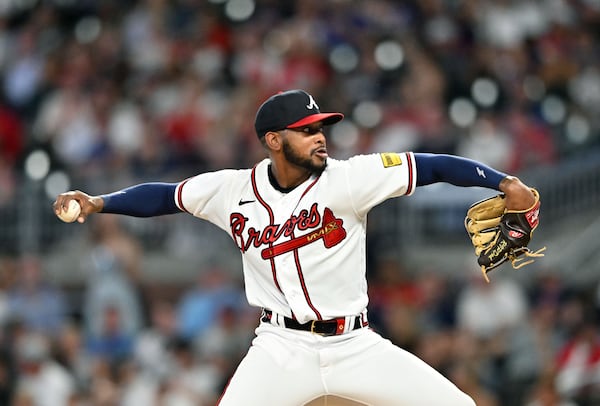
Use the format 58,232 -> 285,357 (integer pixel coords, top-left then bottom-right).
414,153 -> 535,210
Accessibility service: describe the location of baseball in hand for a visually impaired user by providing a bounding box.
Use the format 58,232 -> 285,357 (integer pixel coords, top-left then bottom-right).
57,199 -> 81,223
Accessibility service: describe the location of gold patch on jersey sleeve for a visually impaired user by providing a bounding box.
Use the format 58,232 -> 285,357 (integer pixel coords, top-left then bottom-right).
380,153 -> 402,168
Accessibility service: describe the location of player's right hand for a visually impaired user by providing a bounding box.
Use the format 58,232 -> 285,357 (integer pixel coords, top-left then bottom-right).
53,190 -> 104,223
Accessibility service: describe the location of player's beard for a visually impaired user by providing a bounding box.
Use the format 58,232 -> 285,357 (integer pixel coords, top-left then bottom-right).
282,138 -> 327,176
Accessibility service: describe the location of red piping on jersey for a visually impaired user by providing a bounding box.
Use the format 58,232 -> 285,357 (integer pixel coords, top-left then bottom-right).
285,175 -> 322,320
292,232 -> 323,320
252,165 -> 324,320
251,166 -> 282,293
405,152 -> 415,195
177,179 -> 191,213
290,176 -> 323,320
299,176 -> 320,200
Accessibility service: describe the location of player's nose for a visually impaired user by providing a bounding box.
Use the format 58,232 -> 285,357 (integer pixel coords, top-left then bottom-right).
314,130 -> 326,143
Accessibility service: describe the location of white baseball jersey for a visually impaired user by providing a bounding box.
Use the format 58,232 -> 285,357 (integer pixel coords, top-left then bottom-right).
174,152 -> 416,323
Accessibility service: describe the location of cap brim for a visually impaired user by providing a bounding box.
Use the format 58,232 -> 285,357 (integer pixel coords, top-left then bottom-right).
287,113 -> 344,129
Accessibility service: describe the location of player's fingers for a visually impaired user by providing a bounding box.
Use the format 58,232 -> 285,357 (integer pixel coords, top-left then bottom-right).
55,191 -> 85,212
54,196 -> 70,213
53,195 -> 70,213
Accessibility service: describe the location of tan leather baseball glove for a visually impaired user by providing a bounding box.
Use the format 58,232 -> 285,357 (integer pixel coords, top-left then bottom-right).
464,188 -> 545,282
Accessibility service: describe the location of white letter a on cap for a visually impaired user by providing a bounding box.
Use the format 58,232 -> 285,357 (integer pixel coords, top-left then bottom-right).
306,94 -> 319,110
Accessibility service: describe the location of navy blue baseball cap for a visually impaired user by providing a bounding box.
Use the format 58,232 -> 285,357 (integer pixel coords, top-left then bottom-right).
254,90 -> 344,138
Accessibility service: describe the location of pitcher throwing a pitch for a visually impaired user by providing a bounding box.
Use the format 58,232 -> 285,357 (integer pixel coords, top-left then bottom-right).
54,89 -> 541,405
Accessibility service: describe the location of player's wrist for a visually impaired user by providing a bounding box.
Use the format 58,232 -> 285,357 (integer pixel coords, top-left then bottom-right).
91,195 -> 105,213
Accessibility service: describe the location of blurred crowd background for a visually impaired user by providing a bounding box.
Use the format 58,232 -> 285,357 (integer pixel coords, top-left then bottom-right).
1,0 -> 600,405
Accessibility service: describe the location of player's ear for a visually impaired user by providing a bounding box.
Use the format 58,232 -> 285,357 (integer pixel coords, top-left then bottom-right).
264,131 -> 282,151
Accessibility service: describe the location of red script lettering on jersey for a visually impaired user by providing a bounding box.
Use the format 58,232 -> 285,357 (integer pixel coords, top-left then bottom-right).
229,204 -> 346,256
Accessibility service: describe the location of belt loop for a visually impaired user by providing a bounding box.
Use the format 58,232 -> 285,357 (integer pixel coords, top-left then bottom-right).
275,312 -> 284,328
361,310 -> 368,327
343,316 -> 352,334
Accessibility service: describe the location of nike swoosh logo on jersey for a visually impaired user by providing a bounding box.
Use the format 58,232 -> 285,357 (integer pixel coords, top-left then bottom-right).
238,199 -> 256,206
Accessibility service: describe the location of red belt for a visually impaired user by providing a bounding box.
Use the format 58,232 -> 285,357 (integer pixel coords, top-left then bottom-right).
261,309 -> 368,336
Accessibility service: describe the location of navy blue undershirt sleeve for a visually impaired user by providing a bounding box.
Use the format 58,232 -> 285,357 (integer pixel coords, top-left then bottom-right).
101,183 -> 180,217
414,153 -> 507,190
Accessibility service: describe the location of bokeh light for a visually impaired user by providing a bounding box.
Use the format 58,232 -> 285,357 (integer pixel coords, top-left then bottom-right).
374,40 -> 404,71
541,95 -> 567,125
330,120 -> 360,151
225,0 -> 255,22
74,17 -> 101,44
45,171 -> 71,200
352,101 -> 382,128
565,114 -> 591,145
471,78 -> 499,108
449,98 -> 477,128
24,149 -> 51,181
329,44 -> 359,74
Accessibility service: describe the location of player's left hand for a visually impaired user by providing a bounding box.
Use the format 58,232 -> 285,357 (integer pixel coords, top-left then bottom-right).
499,176 -> 536,211
464,181 -> 545,282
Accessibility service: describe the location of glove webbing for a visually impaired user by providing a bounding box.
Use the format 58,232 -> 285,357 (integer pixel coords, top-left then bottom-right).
480,246 -> 547,283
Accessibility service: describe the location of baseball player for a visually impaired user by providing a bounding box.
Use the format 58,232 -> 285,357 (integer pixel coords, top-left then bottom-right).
54,89 -> 537,405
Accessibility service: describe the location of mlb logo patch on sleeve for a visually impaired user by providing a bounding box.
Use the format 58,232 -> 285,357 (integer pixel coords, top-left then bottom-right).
380,153 -> 402,168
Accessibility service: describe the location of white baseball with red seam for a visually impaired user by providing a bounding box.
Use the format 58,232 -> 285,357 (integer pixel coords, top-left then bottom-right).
58,199 -> 81,223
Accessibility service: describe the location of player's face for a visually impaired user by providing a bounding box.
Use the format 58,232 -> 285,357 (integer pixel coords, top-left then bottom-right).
282,124 -> 328,174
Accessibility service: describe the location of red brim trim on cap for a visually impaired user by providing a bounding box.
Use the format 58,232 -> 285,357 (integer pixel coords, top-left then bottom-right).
287,113 -> 344,128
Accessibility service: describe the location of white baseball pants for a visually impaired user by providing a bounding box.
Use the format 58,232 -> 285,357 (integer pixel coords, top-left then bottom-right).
217,323 -> 475,406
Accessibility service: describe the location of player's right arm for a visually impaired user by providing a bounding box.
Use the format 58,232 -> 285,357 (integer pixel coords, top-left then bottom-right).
53,183 -> 181,223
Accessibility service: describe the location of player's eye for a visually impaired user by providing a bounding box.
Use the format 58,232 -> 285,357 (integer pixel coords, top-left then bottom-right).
298,127 -> 323,135
285,126 -> 324,135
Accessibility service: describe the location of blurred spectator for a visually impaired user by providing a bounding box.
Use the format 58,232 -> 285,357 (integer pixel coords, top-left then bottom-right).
195,305 -> 256,390
1,22 -> 46,114
54,323 -> 93,394
86,305 -> 134,364
88,214 -> 143,284
505,108 -> 557,172
367,257 -> 420,338
503,298 -> 563,404
0,95 -> 24,206
451,329 -> 499,397
454,273 -> 530,399
414,329 -> 456,378
0,319 -> 19,405
414,270 -> 458,334
32,74 -> 105,168
87,357 -> 121,406
120,362 -> 159,406
0,256 -> 15,328
448,361 -> 499,406
162,337 -> 221,406
176,267 -> 244,340
455,114 -> 514,172
554,315 -> 600,405
83,215 -> 144,342
14,332 -> 75,406
525,372 -> 578,406
456,274 -> 528,340
133,299 -> 178,380
7,255 -> 67,338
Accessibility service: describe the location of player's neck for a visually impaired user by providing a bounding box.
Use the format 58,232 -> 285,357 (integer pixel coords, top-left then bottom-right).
268,163 -> 310,193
